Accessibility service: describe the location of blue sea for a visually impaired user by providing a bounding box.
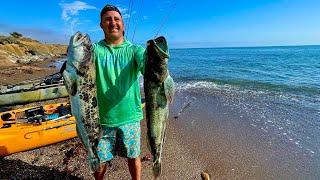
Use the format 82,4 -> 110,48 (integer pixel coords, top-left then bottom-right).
168,45 -> 320,179
56,45 -> 319,178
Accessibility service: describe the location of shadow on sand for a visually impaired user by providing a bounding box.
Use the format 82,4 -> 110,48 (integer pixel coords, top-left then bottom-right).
0,158 -> 81,180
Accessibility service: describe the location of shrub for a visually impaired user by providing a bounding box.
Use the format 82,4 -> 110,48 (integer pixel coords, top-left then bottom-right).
10,32 -> 23,38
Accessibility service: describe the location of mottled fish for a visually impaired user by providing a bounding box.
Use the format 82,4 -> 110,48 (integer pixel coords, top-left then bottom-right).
144,36 -> 175,178
62,32 -> 101,171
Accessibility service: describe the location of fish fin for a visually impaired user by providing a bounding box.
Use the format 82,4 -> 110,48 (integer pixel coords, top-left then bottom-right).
164,75 -> 175,103
62,70 -> 77,96
59,60 -> 67,74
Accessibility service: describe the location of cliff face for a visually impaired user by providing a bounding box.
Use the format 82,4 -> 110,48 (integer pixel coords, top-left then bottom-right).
0,35 -> 67,67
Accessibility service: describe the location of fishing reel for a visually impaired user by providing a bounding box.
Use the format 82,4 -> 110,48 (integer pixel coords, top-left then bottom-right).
25,106 -> 45,124
24,104 -> 71,124
57,104 -> 71,116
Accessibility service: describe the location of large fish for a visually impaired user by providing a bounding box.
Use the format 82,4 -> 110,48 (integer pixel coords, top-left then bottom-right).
62,32 -> 101,171
144,36 -> 175,178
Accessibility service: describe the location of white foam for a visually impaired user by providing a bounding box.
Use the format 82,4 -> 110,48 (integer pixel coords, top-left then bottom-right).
175,81 -> 235,94
174,80 -> 290,100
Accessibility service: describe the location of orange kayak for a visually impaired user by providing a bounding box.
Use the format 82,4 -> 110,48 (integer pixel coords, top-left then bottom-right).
0,102 -> 76,157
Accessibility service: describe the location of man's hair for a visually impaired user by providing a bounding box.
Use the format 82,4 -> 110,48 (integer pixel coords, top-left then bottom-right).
100,4 -> 125,36
100,5 -> 122,19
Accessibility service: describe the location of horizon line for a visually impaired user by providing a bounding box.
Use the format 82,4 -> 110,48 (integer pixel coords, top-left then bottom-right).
169,44 -> 320,50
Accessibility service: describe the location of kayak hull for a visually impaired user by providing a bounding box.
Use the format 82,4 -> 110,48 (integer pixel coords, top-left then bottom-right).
0,72 -> 68,106
0,103 -> 76,157
0,85 -> 68,106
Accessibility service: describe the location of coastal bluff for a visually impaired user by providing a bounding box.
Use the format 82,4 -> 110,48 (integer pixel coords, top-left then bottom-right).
0,33 -> 67,67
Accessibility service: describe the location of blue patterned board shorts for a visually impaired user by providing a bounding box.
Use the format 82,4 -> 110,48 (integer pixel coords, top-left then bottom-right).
97,121 -> 141,163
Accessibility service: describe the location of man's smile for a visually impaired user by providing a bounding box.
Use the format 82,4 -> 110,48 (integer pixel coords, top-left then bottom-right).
109,27 -> 119,32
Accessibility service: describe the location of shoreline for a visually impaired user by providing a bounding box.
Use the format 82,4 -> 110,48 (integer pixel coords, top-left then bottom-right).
0,59 -> 207,179
2,56 -> 317,179
170,90 -> 320,180
1,102 -> 206,180
0,55 -> 65,85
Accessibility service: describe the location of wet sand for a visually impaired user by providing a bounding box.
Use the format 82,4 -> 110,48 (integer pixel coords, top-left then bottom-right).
1,113 -> 206,179
2,58 -> 317,179
0,59 -> 207,179
171,91 -> 319,180
0,57 -> 60,85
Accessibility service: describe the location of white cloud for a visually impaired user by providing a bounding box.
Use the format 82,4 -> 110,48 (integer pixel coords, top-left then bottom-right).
69,18 -> 79,33
122,14 -> 131,19
117,6 -> 131,19
118,7 -> 128,13
60,1 -> 96,21
59,1 -> 96,34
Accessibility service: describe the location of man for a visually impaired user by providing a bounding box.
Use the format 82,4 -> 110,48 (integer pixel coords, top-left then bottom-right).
92,4 -> 145,180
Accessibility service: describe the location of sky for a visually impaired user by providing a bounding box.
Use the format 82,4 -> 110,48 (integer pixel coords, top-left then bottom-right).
0,0 -> 320,48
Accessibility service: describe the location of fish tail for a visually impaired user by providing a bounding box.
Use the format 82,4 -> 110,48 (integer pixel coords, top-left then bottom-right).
87,154 -> 100,171
152,160 -> 161,179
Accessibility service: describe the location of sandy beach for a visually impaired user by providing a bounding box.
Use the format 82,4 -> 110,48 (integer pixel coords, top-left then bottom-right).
0,59 -> 207,180
2,1 -> 320,179
1,55 -> 319,180
0,112 -> 206,179
0,57 -> 59,86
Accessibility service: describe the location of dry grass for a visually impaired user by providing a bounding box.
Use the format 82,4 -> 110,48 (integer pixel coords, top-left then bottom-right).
0,35 -> 67,58
0,50 -> 16,67
0,44 -> 25,56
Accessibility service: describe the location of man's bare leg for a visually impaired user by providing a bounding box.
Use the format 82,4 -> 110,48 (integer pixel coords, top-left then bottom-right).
94,163 -> 107,180
128,157 -> 141,180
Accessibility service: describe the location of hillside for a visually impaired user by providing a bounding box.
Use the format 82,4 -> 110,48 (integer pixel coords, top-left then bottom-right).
0,33 -> 67,67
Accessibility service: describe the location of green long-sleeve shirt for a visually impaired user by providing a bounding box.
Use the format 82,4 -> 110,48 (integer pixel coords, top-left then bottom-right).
93,40 -> 145,127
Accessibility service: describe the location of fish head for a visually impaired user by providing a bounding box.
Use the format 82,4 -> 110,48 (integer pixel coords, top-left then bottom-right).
145,36 -> 170,84
147,36 -> 169,63
67,32 -> 92,71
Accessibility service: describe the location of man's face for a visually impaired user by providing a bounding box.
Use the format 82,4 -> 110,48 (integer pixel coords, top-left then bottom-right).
100,10 -> 124,41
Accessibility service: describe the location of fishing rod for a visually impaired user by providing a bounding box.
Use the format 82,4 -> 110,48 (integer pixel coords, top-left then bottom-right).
126,0 -> 177,42
154,2 -> 177,38
173,96 -> 196,120
125,0 -> 134,40
131,0 -> 144,43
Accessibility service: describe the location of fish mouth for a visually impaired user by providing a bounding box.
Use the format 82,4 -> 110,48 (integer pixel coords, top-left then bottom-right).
149,36 -> 169,60
73,32 -> 90,47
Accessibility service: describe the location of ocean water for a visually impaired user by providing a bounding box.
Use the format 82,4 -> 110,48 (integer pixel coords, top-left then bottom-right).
57,45 -> 319,178
168,45 -> 320,179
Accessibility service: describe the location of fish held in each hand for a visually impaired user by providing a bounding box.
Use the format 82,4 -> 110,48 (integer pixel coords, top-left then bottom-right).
144,36 -> 175,178
62,32 -> 101,171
